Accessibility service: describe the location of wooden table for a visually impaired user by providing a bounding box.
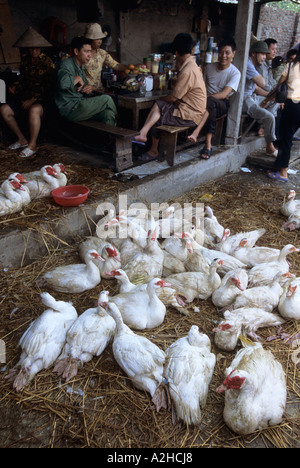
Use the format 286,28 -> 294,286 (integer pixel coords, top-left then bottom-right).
116,90 -> 169,130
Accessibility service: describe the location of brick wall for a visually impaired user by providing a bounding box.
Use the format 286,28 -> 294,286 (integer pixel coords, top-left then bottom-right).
258,4 -> 300,55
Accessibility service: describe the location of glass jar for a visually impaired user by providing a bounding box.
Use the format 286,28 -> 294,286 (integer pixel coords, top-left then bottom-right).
151,60 -> 159,74
139,76 -> 146,96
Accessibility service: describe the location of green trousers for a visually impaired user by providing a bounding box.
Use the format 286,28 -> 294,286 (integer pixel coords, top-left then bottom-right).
67,94 -> 117,126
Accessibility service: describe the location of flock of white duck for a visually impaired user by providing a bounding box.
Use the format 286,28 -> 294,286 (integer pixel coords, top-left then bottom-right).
0,163 -> 67,216
4,190 -> 300,437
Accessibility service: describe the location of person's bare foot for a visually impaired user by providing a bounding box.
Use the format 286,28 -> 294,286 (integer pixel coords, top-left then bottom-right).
258,127 -> 264,136
134,134 -> 147,144
187,134 -> 197,143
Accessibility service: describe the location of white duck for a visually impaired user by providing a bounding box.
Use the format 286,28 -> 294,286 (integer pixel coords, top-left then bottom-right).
233,238 -> 281,267
216,228 -> 266,255
40,249 -> 105,293
160,205 -> 205,226
155,205 -> 193,238
0,172 -> 28,195
106,269 -> 187,313
166,259 -> 223,302
104,301 -> 166,411
164,326 -> 216,426
183,233 -> 247,274
192,220 -> 216,248
25,165 -> 60,199
278,278 -> 300,320
94,208 -> 117,240
204,206 -> 225,243
78,236 -> 107,261
79,238 -> 121,278
160,232 -> 193,263
105,213 -> 148,250
281,190 -> 300,217
52,163 -> 68,187
217,343 -> 287,435
212,269 -> 248,309
123,229 -> 164,283
3,173 -> 31,210
213,308 -> 285,351
15,180 -> 31,208
118,236 -> 145,267
109,277 -> 170,330
5,292 -> 77,391
53,291 -> 116,382
162,249 -> 186,277
232,272 -> 293,312
7,172 -> 28,186
0,179 -> 29,216
282,210 -> 300,232
184,247 -> 210,275
119,207 -> 156,232
248,245 -> 299,287
99,244 -> 121,278
105,268 -> 137,293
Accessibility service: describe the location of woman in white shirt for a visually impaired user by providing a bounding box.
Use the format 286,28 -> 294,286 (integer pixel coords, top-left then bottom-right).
264,50 -> 300,182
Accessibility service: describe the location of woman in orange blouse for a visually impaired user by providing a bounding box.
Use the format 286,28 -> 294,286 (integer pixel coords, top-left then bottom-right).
134,33 -> 207,162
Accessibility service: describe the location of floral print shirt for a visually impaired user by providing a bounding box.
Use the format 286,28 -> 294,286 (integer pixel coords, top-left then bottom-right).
16,52 -> 56,103
85,49 -> 119,91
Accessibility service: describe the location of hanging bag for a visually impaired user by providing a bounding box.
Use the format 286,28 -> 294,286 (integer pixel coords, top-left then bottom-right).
275,63 -> 291,104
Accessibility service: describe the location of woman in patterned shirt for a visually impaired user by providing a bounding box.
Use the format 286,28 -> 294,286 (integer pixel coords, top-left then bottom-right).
84,23 -> 127,92
0,27 -> 55,157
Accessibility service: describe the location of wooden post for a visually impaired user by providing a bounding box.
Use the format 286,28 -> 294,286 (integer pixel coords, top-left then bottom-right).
225,0 -> 255,146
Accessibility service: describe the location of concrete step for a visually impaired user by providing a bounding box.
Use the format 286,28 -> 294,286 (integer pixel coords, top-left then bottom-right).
247,142 -> 300,169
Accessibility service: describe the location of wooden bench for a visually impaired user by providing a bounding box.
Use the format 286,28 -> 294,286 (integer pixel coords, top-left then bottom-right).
157,114 -> 227,166
73,120 -> 138,172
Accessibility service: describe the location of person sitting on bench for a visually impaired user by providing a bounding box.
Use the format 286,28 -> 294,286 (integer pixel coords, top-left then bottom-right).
55,36 -> 117,126
188,37 -> 241,160
243,41 -> 278,157
0,27 -> 55,158
134,33 -> 207,162
255,38 -> 280,137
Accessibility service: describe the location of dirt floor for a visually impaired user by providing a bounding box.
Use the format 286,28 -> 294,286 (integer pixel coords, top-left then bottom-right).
0,140 -> 299,448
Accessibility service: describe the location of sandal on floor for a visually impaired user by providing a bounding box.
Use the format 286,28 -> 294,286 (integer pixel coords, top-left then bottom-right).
267,171 -> 289,183
19,147 -> 36,158
138,152 -> 158,162
199,148 -> 212,160
132,137 -> 146,146
8,142 -> 28,151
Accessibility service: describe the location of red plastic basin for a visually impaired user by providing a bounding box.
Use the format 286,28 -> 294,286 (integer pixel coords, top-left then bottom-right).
52,185 -> 90,207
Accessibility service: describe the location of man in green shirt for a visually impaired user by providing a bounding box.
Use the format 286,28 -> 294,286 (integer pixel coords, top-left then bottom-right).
55,36 -> 117,125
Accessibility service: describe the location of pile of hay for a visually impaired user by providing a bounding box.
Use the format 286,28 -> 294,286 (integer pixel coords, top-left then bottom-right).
0,152 -> 299,447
